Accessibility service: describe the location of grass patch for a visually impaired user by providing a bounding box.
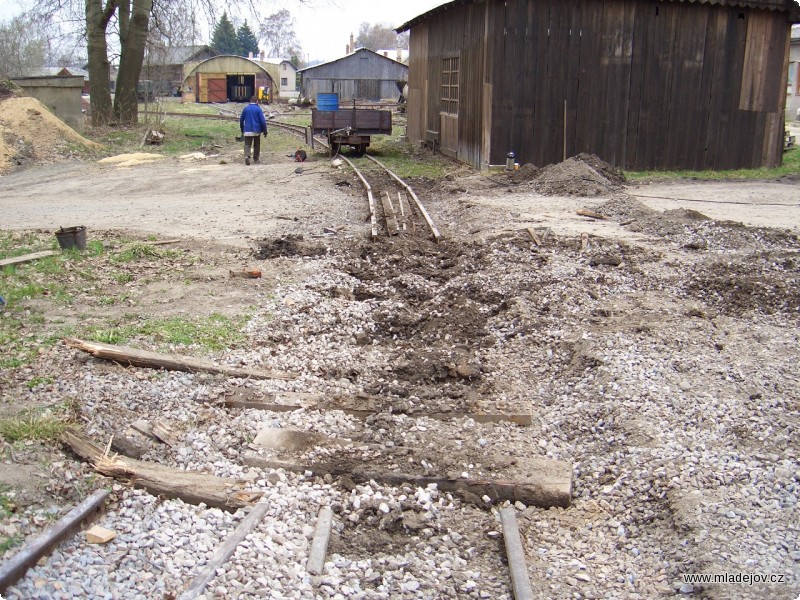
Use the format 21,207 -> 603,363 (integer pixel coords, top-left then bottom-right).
26,375 -> 54,390
626,147 -> 800,182
83,313 -> 249,350
0,410 -> 72,443
113,242 -> 180,263
158,117 -> 239,156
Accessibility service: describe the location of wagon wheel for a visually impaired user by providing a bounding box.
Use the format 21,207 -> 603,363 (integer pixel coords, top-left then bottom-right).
354,143 -> 368,157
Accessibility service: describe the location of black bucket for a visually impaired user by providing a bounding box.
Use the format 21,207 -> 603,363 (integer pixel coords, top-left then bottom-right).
55,226 -> 87,251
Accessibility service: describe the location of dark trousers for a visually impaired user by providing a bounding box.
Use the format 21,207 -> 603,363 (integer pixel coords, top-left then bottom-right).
244,135 -> 261,161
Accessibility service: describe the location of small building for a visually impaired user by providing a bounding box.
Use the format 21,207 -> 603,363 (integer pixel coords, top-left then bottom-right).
788,25 -> 800,121
182,55 -> 279,103
299,48 -> 408,102
9,75 -> 86,132
399,0 -> 800,171
143,45 -> 217,96
261,57 -> 300,100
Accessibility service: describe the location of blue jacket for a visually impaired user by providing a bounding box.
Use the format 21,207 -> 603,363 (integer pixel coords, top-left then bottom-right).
240,103 -> 267,135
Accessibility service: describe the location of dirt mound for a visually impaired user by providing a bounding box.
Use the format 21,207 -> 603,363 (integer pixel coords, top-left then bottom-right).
254,234 -> 327,259
510,163 -> 539,183
596,196 -> 657,221
574,153 -> 626,185
0,96 -> 101,173
535,155 -> 624,196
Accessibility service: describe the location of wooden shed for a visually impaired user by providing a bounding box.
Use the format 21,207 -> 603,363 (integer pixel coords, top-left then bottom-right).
182,56 -> 279,103
299,48 -> 409,102
143,45 -> 217,96
398,0 -> 800,171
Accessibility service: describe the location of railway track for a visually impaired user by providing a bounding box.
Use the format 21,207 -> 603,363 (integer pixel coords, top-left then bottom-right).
0,475 -> 533,599
144,109 -> 437,243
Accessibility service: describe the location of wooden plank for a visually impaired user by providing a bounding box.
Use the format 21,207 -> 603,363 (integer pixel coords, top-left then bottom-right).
500,507 -> 535,600
397,192 -> 408,231
63,430 -> 261,510
130,419 -> 179,447
381,191 -> 400,236
306,507 -> 334,576
0,489 -> 109,593
244,453 -> 572,509
177,500 -> 270,600
0,251 -> 59,269
63,338 -> 296,381
224,395 -> 533,426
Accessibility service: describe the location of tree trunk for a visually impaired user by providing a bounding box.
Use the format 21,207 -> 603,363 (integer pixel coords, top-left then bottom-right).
114,0 -> 152,125
85,0 -> 116,126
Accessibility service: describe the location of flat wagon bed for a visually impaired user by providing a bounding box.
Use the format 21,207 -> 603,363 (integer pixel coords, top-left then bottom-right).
311,108 -> 392,155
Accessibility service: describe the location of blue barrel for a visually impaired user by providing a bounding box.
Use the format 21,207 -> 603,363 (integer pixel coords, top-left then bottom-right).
317,93 -> 339,111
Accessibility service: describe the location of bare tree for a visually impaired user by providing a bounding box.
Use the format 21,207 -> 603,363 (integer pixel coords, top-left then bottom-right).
259,9 -> 302,58
0,16 -> 48,78
356,22 -> 408,52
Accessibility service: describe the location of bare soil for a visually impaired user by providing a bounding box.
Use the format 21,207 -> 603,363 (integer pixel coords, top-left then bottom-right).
1,128 -> 799,598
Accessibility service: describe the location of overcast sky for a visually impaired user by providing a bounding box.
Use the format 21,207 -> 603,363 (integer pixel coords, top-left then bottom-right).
0,0 -> 450,63
265,0 -> 449,63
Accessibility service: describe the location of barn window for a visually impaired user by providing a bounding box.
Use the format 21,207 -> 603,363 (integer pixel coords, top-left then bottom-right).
281,77 -> 288,86
441,57 -> 460,115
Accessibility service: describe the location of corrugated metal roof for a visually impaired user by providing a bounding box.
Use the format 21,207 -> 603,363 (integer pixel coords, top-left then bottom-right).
298,48 -> 408,74
396,0 -> 800,32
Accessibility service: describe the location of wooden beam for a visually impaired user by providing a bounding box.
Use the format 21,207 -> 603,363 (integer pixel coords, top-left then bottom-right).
576,209 -> 608,220
63,430 -> 261,510
381,191 -> 400,236
397,192 -> 408,231
243,454 -> 572,509
306,507 -> 334,576
526,228 -> 542,247
63,338 -> 296,381
224,395 -> 532,426
0,251 -> 59,269
177,500 -> 271,600
500,507 -> 535,600
0,489 -> 109,593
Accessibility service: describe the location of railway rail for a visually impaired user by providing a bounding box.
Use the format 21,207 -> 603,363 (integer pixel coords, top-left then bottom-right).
145,109 -> 438,242
0,485 -> 533,599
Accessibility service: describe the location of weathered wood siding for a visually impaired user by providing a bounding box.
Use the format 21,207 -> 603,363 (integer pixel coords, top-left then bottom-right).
407,0 -> 794,170
301,50 -> 409,101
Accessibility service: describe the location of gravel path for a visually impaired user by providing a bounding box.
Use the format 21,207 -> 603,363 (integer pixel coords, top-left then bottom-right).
1,153 -> 799,599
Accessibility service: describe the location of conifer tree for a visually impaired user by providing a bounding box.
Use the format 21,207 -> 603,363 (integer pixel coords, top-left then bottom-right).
211,12 -> 238,55
237,21 -> 259,57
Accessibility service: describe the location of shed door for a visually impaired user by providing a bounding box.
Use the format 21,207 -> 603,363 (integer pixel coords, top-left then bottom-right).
356,79 -> 381,101
207,78 -> 226,102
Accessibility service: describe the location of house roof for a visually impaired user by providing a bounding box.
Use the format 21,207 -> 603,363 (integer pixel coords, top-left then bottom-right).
21,66 -> 89,78
153,45 -> 217,66
396,0 -> 800,32
298,48 -> 408,73
262,57 -> 297,67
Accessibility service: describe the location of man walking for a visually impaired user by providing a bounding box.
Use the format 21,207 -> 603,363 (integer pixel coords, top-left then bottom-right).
240,96 -> 268,165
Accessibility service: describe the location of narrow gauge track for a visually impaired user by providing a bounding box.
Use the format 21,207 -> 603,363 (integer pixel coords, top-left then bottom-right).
0,480 -> 532,599
147,110 -> 439,241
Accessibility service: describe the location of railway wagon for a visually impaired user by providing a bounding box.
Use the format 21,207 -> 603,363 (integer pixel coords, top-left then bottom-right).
311,108 -> 392,155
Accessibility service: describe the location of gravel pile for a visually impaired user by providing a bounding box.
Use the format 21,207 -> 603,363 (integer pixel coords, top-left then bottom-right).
3,190 -> 799,599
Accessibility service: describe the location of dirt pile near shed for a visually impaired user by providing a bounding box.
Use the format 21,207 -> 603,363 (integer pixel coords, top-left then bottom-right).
0,96 -> 101,173
534,154 -> 625,196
